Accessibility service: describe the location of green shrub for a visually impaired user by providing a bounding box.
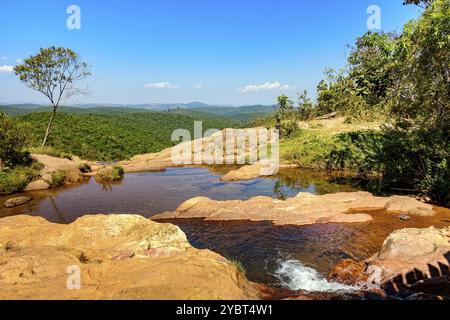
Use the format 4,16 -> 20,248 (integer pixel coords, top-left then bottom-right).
379,127 -> 450,205
230,259 -> 246,275
297,90 -> 317,121
279,119 -> 299,138
325,131 -> 384,174
110,165 -> 124,181
0,112 -> 32,167
95,165 -> 124,182
0,162 -> 43,194
323,127 -> 450,205
50,170 -> 66,188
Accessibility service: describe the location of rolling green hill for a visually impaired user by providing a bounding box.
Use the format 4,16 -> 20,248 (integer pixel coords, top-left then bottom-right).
1,103 -> 270,161
192,105 -> 275,123
19,111 -> 238,161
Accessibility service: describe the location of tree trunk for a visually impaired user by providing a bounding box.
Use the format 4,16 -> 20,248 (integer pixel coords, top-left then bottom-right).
41,106 -> 58,147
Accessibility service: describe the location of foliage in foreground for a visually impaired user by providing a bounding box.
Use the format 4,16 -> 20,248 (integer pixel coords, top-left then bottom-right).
0,162 -> 43,195
0,112 -> 32,168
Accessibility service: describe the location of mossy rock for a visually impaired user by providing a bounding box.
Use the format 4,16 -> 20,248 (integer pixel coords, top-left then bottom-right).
95,165 -> 124,182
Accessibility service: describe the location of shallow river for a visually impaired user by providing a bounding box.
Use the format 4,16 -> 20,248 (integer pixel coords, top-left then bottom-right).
1,167 -> 449,292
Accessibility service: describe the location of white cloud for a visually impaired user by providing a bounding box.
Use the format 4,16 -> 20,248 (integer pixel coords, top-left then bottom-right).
1,57 -> 7,61
144,81 -> 179,89
0,65 -> 14,73
239,81 -> 292,92
193,83 -> 203,89
16,58 -> 23,63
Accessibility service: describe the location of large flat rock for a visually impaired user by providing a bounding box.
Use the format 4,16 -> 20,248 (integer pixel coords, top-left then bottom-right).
0,214 -> 260,300
118,128 -> 277,177
152,191 -> 435,227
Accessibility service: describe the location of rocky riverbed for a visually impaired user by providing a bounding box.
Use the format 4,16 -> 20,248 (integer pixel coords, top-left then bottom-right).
1,152 -> 449,300
0,213 -> 448,300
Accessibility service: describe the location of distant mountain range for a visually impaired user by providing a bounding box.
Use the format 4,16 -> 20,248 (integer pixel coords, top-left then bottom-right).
69,101 -> 219,111
0,101 -> 275,123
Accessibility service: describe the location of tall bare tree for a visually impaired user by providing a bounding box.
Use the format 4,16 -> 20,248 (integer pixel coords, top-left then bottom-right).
14,47 -> 91,147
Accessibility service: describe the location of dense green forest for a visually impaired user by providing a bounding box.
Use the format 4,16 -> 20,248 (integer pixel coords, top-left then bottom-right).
17,110 -> 237,161
190,105 -> 275,122
0,104 -> 269,162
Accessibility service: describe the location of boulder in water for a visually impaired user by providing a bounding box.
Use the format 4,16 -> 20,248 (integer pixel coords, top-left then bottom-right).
4,196 -> 31,208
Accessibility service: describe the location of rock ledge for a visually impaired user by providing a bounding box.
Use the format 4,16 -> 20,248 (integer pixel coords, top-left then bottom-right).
0,214 -> 259,300
153,191 -> 435,226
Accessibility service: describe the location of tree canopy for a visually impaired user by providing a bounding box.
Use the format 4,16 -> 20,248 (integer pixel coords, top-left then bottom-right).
14,47 -> 91,146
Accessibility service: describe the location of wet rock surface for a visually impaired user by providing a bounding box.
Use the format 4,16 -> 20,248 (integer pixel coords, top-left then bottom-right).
328,259 -> 368,286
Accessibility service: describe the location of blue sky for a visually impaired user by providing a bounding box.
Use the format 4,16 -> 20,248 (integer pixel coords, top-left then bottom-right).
0,0 -> 422,105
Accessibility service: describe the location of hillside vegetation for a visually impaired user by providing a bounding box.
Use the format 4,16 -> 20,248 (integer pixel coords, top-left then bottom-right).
191,105 -> 275,123
280,117 -> 381,168
19,111 -> 237,161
